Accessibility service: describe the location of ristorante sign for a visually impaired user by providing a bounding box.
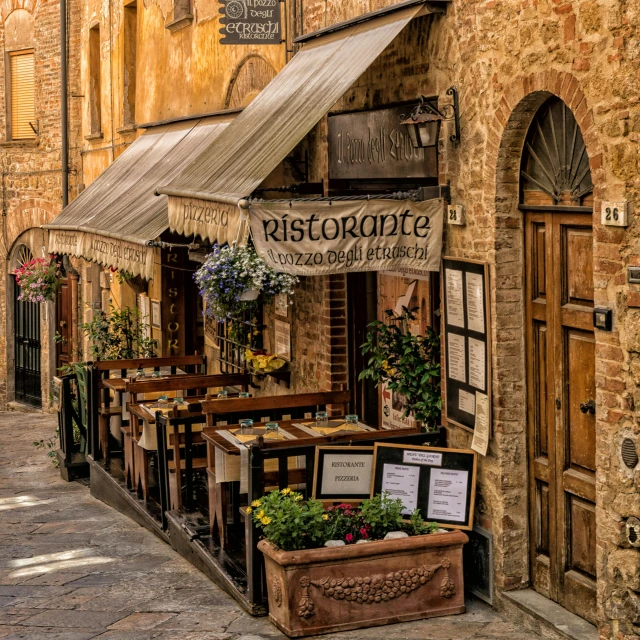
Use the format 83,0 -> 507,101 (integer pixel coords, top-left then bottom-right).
48,230 -> 155,280
249,198 -> 444,277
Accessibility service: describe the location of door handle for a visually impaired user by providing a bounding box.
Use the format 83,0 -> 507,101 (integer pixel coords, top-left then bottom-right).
580,399 -> 596,415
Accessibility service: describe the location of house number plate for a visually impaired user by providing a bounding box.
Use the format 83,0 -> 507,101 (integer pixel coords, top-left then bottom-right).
601,201 -> 628,227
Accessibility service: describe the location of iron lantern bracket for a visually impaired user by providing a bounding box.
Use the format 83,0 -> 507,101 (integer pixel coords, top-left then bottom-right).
412,86 -> 460,146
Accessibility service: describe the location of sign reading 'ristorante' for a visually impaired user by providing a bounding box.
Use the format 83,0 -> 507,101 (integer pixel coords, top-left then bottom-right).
250,198 -> 444,276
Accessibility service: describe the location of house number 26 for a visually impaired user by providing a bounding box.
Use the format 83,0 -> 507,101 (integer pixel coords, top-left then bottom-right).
601,201 -> 628,227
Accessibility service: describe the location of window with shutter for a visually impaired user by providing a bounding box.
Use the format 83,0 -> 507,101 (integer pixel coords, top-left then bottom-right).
9,50 -> 35,140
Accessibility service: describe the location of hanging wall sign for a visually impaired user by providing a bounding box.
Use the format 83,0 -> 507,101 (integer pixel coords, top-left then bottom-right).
250,198 -> 444,277
442,257 -> 492,434
328,105 -> 438,180
219,0 -> 281,44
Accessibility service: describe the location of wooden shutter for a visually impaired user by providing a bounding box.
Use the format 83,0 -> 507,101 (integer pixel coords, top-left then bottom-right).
10,51 -> 35,140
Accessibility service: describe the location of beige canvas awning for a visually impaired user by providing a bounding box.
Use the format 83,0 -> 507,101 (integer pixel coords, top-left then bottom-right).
44,113 -> 235,279
157,0 -> 443,244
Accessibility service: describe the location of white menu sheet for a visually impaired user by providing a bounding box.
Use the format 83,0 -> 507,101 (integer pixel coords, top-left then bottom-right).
465,272 -> 485,334
447,333 -> 466,383
427,468 -> 469,522
459,389 -> 476,415
471,392 -> 490,456
381,464 -> 420,515
445,269 -> 465,328
468,337 -> 486,391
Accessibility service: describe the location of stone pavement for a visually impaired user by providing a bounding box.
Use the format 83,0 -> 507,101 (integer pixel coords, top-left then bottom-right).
0,411 -> 541,640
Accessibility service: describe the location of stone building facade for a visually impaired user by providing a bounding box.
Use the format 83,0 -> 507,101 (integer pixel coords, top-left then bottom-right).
0,0 -> 83,409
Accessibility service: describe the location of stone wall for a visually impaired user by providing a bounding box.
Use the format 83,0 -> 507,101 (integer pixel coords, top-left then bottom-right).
0,0 -> 83,409
289,0 -> 640,636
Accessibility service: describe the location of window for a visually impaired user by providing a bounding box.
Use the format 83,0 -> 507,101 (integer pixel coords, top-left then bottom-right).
89,25 -> 102,135
9,50 -> 35,140
216,308 -> 265,374
122,1 -> 137,127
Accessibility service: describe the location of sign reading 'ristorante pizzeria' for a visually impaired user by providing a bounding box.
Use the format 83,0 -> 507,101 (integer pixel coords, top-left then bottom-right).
249,198 -> 444,277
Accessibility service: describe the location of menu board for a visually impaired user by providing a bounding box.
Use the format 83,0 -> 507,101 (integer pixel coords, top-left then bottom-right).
313,447 -> 375,502
442,258 -> 491,433
371,443 -> 477,530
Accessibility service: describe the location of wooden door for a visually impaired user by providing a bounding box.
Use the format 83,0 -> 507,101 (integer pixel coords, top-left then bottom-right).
56,277 -> 72,372
526,211 -> 596,623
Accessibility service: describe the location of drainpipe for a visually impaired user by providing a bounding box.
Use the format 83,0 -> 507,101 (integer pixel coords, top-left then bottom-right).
60,0 -> 68,207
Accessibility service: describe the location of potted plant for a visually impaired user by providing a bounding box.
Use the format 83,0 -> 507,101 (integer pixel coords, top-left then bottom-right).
194,243 -> 297,321
252,489 -> 467,637
13,255 -> 61,303
359,307 -> 441,430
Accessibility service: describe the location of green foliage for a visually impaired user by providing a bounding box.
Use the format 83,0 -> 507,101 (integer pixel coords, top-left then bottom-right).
80,305 -> 157,361
359,307 -> 441,429
359,492 -> 405,540
408,508 -> 440,535
249,489 -> 329,551
33,432 -> 59,468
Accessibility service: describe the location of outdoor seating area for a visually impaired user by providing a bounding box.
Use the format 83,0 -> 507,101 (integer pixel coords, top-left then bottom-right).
56,354 -> 449,618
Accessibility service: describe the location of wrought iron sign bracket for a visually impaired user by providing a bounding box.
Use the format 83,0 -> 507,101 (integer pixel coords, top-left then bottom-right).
419,87 -> 460,146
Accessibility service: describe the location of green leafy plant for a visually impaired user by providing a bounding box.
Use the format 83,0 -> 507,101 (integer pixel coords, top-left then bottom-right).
359,307 -> 441,429
249,488 -> 328,551
80,305 -> 157,361
359,492 -> 405,540
33,433 -> 59,468
408,509 -> 440,535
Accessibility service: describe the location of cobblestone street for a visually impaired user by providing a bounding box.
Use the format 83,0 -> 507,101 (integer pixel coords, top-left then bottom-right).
0,412 -> 540,640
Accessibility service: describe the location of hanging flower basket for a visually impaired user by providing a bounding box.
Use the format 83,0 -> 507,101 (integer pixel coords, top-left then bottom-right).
13,256 -> 61,304
194,243 -> 298,319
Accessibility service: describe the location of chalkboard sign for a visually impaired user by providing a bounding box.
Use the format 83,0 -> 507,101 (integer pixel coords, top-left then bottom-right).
219,0 -> 281,44
313,447 -> 374,503
371,443 -> 477,530
442,257 -> 491,432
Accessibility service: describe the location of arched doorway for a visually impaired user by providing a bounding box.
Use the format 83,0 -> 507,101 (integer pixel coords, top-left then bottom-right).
12,245 -> 42,407
522,97 -> 596,622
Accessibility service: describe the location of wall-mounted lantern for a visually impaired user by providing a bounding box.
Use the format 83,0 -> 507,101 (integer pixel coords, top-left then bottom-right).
401,86 -> 460,149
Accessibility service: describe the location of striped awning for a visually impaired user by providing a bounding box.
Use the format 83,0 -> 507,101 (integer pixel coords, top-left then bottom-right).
44,113 -> 235,279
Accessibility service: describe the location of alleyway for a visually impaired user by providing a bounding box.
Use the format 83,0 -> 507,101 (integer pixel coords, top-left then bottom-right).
0,412 -> 539,640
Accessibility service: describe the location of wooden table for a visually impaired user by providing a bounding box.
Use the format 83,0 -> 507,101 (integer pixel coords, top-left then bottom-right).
202,418 -> 374,547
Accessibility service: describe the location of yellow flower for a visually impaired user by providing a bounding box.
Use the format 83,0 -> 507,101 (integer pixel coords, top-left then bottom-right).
281,488 -> 293,496
260,516 -> 272,525
251,500 -> 262,508
246,507 -> 252,514
294,494 -> 303,501
322,514 -> 329,521
256,510 -> 265,520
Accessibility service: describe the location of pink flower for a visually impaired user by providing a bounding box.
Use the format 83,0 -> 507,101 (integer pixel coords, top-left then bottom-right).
345,533 -> 353,543
359,528 -> 368,539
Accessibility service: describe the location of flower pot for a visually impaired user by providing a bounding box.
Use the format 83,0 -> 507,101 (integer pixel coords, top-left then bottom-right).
239,289 -> 260,301
258,529 -> 468,637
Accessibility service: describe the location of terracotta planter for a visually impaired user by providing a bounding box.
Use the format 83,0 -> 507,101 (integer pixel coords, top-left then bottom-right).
258,530 -> 468,637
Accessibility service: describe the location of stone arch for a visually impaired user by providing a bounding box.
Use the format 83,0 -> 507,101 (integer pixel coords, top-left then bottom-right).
0,0 -> 39,25
481,72 -> 604,599
5,199 -> 58,250
224,54 -> 277,109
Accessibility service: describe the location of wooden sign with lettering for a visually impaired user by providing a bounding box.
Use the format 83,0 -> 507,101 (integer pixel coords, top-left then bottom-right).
219,0 -> 281,44
312,446 -> 374,502
161,247 -> 187,357
328,105 -> 438,181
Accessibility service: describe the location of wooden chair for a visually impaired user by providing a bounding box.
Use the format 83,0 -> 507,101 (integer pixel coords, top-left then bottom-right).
87,354 -> 206,463
125,373 -> 250,499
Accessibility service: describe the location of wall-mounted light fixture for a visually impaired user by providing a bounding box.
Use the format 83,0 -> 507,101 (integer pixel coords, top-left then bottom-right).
401,86 -> 460,149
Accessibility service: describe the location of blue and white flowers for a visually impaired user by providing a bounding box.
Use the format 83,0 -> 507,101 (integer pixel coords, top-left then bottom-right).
194,243 -> 298,319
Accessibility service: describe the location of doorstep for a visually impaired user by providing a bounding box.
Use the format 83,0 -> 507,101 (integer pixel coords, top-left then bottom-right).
7,401 -> 42,413
502,589 -> 598,640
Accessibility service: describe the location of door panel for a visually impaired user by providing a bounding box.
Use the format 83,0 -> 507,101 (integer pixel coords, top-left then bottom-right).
526,211 -> 596,624
56,277 -> 72,372
14,277 -> 41,406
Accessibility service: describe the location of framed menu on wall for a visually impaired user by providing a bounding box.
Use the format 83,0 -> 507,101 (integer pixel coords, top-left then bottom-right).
442,258 -> 491,434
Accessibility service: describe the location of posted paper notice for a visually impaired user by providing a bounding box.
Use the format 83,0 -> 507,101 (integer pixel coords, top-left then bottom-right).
468,337 -> 486,391
471,392 -> 490,456
445,269 -> 465,328
381,464 -> 419,515
448,333 -> 466,383
427,468 -> 469,522
465,272 -> 485,334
